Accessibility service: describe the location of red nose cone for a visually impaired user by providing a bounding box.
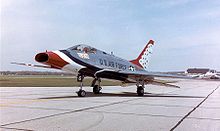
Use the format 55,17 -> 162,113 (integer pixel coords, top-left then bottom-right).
35,51 -> 69,69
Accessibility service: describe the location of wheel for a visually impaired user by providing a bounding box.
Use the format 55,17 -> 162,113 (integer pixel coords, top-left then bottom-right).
77,90 -> 86,97
137,86 -> 144,96
93,85 -> 101,94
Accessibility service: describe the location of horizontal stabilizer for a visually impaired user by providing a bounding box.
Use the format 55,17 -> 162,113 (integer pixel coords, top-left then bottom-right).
11,62 -> 52,69
149,80 -> 180,88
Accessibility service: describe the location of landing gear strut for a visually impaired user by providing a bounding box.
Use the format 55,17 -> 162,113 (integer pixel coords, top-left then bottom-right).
91,78 -> 102,94
77,74 -> 86,97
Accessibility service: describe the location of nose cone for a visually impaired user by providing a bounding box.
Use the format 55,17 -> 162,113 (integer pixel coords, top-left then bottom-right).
35,51 -> 69,69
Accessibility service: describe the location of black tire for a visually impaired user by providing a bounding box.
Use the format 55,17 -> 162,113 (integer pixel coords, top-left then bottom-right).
137,86 -> 144,96
78,90 -> 86,97
93,85 -> 101,94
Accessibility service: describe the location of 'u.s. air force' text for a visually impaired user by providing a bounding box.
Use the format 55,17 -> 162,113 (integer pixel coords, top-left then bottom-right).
99,59 -> 126,70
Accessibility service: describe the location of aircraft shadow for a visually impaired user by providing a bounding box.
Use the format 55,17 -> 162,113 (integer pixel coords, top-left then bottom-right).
39,92 -> 205,100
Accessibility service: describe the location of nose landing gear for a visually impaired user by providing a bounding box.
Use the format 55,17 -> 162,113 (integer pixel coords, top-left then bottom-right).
77,89 -> 86,97
77,74 -> 86,97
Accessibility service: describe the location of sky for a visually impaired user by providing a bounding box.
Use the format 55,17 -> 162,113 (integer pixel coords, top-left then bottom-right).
1,0 -> 220,72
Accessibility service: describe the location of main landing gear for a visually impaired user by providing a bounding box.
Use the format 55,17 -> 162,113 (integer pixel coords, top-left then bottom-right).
91,78 -> 102,94
136,80 -> 145,96
77,74 -> 86,97
137,85 -> 144,96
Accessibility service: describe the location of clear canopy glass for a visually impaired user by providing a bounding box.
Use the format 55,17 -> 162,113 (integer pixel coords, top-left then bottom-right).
70,45 -> 97,53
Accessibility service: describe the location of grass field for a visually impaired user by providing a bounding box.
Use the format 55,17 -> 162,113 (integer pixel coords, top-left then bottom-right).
0,75 -> 121,87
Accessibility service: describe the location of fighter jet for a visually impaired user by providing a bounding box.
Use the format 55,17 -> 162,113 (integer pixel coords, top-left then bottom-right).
12,40 -> 188,97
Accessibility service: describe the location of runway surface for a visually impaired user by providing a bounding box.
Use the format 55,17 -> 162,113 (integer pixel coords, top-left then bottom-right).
1,79 -> 220,131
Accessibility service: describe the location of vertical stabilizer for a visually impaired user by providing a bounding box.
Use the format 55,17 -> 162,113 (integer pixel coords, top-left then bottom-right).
130,40 -> 154,70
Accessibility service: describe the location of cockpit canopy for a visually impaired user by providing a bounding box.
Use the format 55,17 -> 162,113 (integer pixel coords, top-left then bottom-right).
69,44 -> 97,53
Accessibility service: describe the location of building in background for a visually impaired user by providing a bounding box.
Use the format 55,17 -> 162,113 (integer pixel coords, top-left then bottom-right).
186,68 -> 217,74
186,68 -> 219,79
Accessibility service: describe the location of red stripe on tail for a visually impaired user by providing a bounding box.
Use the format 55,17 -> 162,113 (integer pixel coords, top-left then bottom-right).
130,40 -> 154,69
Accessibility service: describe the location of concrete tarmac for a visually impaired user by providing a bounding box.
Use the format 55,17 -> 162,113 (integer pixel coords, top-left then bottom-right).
0,79 -> 220,131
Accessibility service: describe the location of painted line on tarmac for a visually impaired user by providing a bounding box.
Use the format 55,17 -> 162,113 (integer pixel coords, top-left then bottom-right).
1,105 -> 71,111
170,85 -> 220,131
88,110 -> 183,118
0,126 -> 34,131
0,99 -> 48,107
1,97 -> 142,127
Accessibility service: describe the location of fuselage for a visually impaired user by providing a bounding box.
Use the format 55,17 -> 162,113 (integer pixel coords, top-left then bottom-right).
35,44 -> 146,81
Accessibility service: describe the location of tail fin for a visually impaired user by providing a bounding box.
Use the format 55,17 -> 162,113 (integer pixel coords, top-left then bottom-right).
130,40 -> 154,70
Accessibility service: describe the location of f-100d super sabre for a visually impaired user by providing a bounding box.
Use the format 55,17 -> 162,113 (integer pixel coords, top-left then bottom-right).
12,40 -> 189,97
